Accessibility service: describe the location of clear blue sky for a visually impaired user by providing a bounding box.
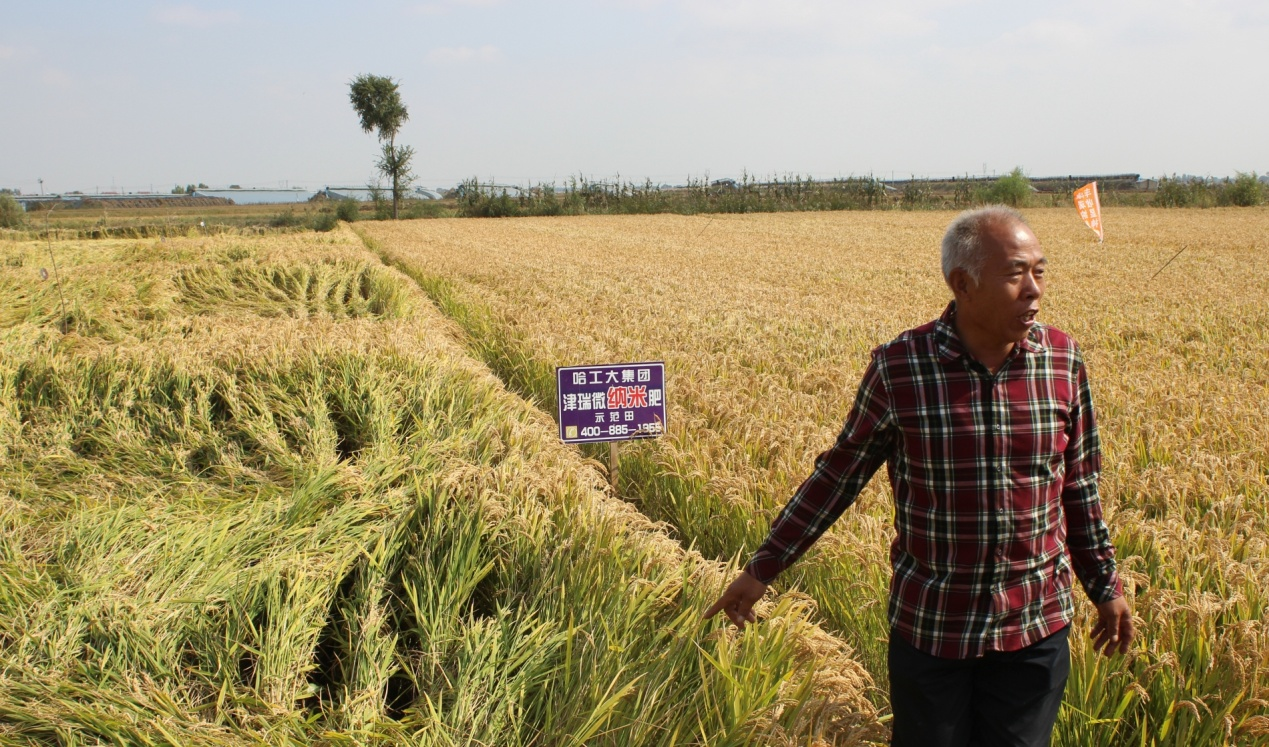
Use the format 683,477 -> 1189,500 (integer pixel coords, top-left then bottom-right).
2,0 -> 1266,194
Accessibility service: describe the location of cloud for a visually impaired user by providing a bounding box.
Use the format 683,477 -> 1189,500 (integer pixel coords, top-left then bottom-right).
669,0 -> 951,43
153,4 -> 242,27
40,68 -> 73,88
998,18 -> 1095,48
0,43 -> 38,62
407,0 -> 500,14
427,45 -> 501,64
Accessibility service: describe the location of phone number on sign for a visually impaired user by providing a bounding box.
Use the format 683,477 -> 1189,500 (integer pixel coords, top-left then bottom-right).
578,422 -> 663,438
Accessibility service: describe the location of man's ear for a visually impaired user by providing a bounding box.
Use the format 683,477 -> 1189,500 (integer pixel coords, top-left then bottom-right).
947,267 -> 972,299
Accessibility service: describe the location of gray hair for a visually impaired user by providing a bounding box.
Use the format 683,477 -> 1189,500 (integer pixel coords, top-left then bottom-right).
941,205 -> 1028,285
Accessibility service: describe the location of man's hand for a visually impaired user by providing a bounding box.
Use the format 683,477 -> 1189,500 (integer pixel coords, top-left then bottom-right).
703,571 -> 768,631
1090,595 -> 1134,656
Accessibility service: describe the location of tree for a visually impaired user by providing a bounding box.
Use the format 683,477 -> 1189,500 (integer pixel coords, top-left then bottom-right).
983,167 -> 1032,207
349,74 -> 415,219
1154,175 -> 1196,207
334,198 -> 359,223
1218,171 -> 1264,207
0,193 -> 23,229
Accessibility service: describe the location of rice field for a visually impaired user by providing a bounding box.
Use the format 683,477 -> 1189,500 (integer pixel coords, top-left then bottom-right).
362,207 -> 1269,746
0,228 -> 887,745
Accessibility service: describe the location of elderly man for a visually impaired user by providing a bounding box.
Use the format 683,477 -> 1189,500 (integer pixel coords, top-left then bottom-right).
705,206 -> 1134,747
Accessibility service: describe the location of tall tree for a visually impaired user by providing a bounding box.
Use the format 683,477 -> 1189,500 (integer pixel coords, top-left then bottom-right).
349,74 -> 415,219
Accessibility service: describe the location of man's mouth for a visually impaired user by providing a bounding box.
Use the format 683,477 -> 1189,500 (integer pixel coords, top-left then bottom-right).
1020,309 -> 1039,326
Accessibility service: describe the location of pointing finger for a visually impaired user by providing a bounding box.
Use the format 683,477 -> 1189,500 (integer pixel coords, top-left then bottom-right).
703,596 -> 727,620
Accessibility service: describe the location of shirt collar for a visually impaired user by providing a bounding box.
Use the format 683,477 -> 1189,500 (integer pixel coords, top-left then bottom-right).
935,301 -> 1046,365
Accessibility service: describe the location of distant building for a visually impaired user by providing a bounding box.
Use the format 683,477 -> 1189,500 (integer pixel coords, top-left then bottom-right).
192,188 -> 316,205
15,193 -> 232,210
323,186 -> 443,201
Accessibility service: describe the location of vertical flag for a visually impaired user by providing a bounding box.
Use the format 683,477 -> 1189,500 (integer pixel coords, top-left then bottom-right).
1073,181 -> 1104,242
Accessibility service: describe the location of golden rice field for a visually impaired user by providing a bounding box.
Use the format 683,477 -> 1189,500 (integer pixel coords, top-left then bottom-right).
0,228 -> 887,745
362,207 -> 1269,746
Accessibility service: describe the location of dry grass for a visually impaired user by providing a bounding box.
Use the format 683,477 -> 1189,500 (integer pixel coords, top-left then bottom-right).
0,227 -> 885,745
364,207 -> 1269,746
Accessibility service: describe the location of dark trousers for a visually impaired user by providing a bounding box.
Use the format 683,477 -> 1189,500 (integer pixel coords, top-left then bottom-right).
888,626 -> 1070,747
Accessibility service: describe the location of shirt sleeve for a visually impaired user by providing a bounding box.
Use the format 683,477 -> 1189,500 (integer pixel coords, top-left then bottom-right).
1061,348 -> 1123,604
744,353 -> 895,584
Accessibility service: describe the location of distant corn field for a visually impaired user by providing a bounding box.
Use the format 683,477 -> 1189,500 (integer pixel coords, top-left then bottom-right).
363,207 -> 1269,746
0,228 -> 887,745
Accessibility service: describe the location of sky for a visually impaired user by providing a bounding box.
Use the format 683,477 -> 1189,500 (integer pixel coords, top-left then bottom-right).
2,0 -> 1266,194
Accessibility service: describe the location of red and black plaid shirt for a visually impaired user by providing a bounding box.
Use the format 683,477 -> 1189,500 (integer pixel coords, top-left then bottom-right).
746,302 -> 1122,659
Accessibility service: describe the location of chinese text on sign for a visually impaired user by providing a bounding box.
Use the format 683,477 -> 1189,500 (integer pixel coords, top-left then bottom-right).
1073,181 -> 1104,242
557,362 -> 667,444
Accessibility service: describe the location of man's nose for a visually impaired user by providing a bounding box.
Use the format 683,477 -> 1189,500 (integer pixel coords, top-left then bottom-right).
1022,271 -> 1043,298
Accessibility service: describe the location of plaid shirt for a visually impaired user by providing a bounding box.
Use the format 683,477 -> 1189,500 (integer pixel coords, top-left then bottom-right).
746,302 -> 1122,659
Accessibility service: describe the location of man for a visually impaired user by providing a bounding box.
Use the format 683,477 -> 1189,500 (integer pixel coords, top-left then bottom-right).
705,206 -> 1134,747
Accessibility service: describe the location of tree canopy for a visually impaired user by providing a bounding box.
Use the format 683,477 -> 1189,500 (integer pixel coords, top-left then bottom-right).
349,74 -> 409,144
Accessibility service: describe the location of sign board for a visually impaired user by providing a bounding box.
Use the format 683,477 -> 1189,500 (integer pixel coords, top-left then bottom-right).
557,362 -> 666,444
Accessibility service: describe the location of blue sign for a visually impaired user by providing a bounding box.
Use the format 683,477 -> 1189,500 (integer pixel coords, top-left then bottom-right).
557,362 -> 666,444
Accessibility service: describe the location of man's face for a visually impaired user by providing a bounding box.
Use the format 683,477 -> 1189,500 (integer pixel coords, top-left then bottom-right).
953,220 -> 1046,346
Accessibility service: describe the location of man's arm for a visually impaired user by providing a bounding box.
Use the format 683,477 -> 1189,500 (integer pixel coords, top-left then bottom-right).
1062,349 -> 1133,655
705,354 -> 895,628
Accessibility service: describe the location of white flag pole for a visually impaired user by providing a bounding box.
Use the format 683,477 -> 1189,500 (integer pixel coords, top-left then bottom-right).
1092,181 -> 1104,243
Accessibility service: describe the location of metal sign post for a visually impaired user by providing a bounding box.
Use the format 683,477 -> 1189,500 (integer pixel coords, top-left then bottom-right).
556,362 -> 667,489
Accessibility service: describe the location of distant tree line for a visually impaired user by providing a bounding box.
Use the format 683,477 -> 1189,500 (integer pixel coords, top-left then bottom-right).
1152,172 -> 1264,208
451,168 -> 1037,217
170,183 -> 210,195
450,167 -> 1265,218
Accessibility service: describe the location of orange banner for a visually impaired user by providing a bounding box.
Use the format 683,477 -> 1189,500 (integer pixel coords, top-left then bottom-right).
1073,181 -> 1104,242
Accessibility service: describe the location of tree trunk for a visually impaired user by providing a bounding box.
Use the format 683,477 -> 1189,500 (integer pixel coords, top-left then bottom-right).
390,134 -> 399,219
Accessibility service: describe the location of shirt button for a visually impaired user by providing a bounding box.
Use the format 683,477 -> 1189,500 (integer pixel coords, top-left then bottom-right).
995,547 -> 1005,558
